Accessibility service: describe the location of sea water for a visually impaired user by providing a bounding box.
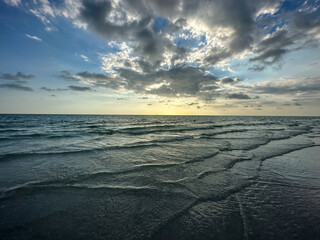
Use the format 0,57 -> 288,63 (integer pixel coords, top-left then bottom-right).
0,114 -> 319,239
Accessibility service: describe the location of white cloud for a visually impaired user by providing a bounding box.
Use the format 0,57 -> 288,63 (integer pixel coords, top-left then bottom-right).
4,0 -> 21,6
30,9 -> 51,25
101,42 -> 141,75
25,34 -> 42,41
80,55 -> 89,62
39,0 -> 55,17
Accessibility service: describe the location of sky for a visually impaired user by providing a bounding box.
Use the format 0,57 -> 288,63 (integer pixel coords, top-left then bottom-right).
0,0 -> 320,115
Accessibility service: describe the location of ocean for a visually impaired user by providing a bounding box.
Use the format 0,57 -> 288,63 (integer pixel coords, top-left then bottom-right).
0,114 -> 319,239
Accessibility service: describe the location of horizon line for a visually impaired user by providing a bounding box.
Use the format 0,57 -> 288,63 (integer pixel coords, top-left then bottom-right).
0,113 -> 319,117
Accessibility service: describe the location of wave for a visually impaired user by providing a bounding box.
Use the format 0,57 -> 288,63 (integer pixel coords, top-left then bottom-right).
119,124 -> 178,132
184,151 -> 220,164
0,149 -> 223,195
0,183 -> 192,202
0,129 -> 26,133
2,127 -> 308,162
86,129 -> 114,135
0,124 -> 314,164
258,143 -> 318,162
0,119 -> 306,141
117,125 -> 217,135
119,121 -> 286,136
0,175 -> 200,202
0,135 -> 199,161
0,142 -> 160,161
151,180 -> 255,238
196,169 -> 226,179
200,129 -> 249,138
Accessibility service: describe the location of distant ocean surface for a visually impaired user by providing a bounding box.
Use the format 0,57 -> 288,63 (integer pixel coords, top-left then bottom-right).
0,114 -> 320,239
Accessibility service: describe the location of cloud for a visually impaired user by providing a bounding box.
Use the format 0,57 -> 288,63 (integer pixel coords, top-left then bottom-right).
58,71 -> 77,81
0,83 -> 33,91
58,65 -> 266,103
251,77 -> 320,95
76,0 -> 267,66
40,87 -> 68,91
77,0 -> 186,64
248,65 -> 265,72
248,29 -> 293,65
0,72 -> 35,81
8,0 -> 319,109
58,70 -> 123,89
249,7 -> 320,70
75,71 -> 122,89
10,0 -> 319,73
76,0 -> 319,72
80,55 -> 89,62
68,85 -> 92,91
41,85 -> 92,92
227,93 -> 251,100
0,72 -> 35,92
118,65 -> 218,97
187,102 -> 198,106
25,34 -> 42,41
220,77 -> 243,85
28,0 -> 57,31
4,0 -> 21,6
56,65 -> 224,100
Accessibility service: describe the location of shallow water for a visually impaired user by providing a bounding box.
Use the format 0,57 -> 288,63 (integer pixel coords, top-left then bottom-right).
0,114 -> 319,239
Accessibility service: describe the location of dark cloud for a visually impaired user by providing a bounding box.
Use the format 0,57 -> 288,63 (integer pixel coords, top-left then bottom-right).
220,77 -> 234,84
250,48 -> 288,65
251,77 -> 320,95
40,87 -> 68,91
58,71 -> 122,90
73,0 -> 320,72
201,0 -> 264,65
137,59 -> 160,73
76,71 -> 111,80
291,9 -> 320,31
187,102 -> 198,106
0,72 -> 35,81
227,93 -> 251,99
248,29 -> 294,66
0,83 -> 33,91
249,30 -> 296,66
68,85 -> 92,91
76,71 -> 122,89
220,77 -> 243,85
249,8 -> 320,69
117,65 -> 218,97
0,72 -> 35,92
77,0 -> 288,67
58,71 -> 77,81
248,65 -> 265,72
41,85 -> 91,92
43,0 -> 320,105
61,65 -> 227,101
78,0 -> 182,63
165,18 -> 187,33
